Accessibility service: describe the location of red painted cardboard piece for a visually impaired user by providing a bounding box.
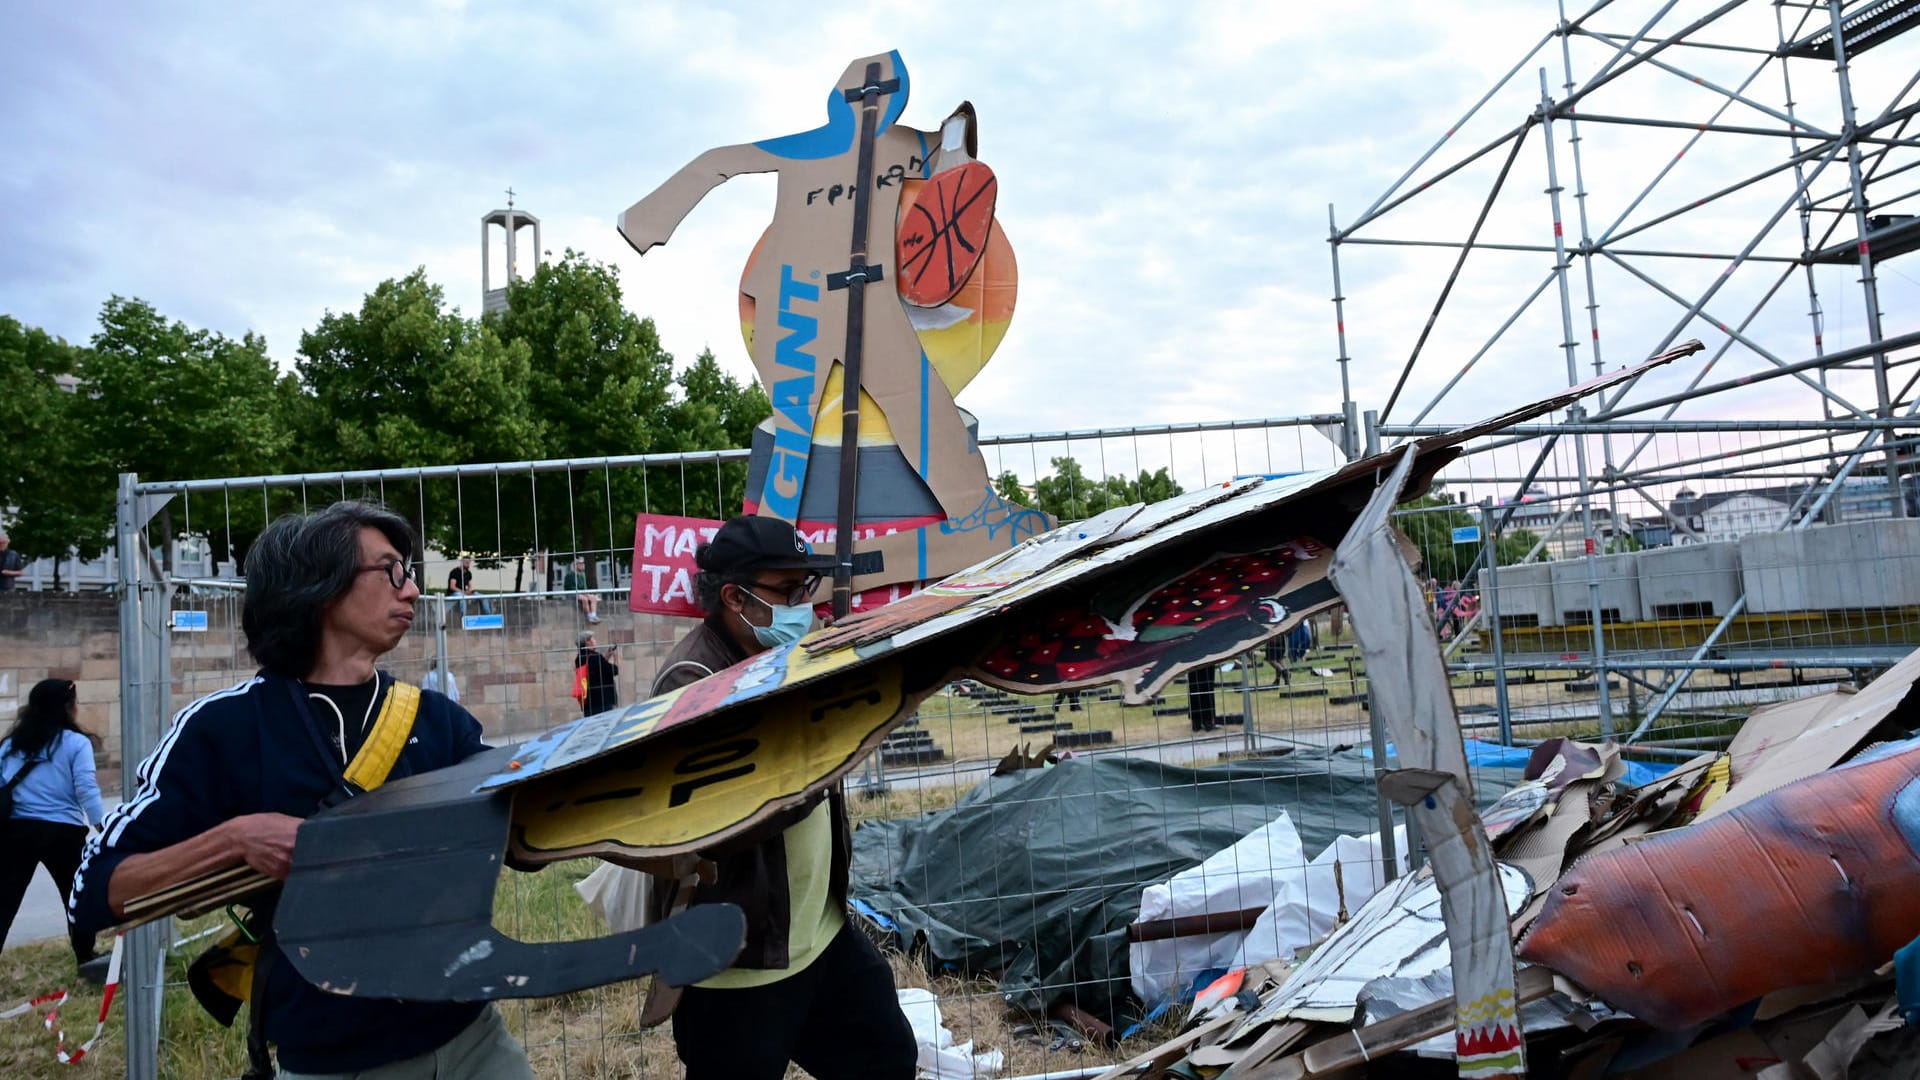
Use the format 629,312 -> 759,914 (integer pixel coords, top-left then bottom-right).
897,160 -> 997,306
627,512 -> 924,617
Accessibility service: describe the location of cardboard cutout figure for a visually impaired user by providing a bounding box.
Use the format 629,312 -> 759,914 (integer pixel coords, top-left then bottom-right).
267,345 -> 1697,1003
619,51 -> 1048,593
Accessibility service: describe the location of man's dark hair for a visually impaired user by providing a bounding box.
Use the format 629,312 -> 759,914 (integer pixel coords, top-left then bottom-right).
243,500 -> 416,678
693,566 -> 751,616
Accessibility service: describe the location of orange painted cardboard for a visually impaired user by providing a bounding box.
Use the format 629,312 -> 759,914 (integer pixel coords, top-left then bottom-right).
1519,740 -> 1920,1029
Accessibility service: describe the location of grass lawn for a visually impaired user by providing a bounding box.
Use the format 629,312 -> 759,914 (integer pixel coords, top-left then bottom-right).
2,853 -> 1142,1079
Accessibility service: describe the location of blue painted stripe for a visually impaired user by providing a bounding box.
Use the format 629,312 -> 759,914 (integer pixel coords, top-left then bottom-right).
881,49 -> 911,134
917,526 -> 927,580
918,349 -> 930,477
754,51 -> 911,161
755,89 -> 854,160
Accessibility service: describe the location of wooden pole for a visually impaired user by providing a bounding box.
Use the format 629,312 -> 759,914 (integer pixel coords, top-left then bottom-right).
832,61 -> 887,619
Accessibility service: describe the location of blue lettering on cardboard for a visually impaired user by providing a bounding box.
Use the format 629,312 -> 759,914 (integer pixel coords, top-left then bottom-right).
761,265 -> 821,520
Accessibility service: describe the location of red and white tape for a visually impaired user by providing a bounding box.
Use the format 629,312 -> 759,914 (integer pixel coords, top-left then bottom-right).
1,932 -> 123,1066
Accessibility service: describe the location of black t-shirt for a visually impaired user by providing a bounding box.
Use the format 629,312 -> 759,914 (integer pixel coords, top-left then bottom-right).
303,677 -> 380,765
0,548 -> 21,590
447,566 -> 473,592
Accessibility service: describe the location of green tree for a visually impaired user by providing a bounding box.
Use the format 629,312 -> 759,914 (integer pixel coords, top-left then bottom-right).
1398,493 -> 1547,586
993,470 -> 1032,507
1030,457 -> 1185,522
299,270 -> 542,469
654,349 -> 771,520
488,251 -> 680,584
0,317 -> 95,582
298,269 -> 545,568
1501,528 -> 1544,564
75,298 -> 297,571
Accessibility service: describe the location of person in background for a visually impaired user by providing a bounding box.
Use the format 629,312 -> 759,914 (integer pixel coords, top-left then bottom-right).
565,558 -> 600,623
1438,579 -> 1465,637
422,658 -> 460,704
1455,586 -> 1482,638
1263,619 -> 1316,687
446,555 -> 492,617
0,678 -> 104,964
0,532 -> 24,590
1186,663 -> 1218,732
641,514 -> 916,1079
575,631 -> 620,716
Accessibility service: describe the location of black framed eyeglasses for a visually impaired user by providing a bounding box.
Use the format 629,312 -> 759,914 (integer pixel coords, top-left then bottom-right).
746,575 -> 820,607
356,560 -> 416,590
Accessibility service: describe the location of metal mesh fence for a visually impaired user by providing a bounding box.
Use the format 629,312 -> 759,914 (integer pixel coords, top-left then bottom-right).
109,406 -> 1920,1077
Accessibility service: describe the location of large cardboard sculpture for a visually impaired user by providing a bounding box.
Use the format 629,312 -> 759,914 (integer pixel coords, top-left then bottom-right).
268,346 -> 1696,1002
619,51 -> 1049,605
1520,721 -> 1920,1030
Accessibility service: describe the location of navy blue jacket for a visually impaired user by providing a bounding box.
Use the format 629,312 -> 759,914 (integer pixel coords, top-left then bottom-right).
70,670 -> 490,1074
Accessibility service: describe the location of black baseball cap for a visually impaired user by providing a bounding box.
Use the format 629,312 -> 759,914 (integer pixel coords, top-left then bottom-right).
696,515 -> 836,575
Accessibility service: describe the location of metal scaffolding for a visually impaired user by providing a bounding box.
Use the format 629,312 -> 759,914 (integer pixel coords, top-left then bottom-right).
1329,0 -> 1920,737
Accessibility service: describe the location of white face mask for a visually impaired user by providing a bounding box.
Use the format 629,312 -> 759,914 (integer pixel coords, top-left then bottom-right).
741,588 -> 814,648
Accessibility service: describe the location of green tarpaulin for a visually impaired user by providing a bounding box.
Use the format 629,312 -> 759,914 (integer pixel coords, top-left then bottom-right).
850,749 -> 1515,1022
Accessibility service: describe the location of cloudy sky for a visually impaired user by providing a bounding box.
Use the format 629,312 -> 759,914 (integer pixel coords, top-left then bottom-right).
6,0 -> 1917,493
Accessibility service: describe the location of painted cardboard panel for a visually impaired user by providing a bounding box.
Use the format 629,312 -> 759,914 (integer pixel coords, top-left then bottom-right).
508,659 -> 924,861
1328,446 -> 1526,1077
275,747 -> 748,1001
619,50 -> 1050,593
627,511 -> 930,617
481,636 -> 863,790
971,538 -> 1338,703
1691,643 -> 1920,822
1520,740 -> 1920,1029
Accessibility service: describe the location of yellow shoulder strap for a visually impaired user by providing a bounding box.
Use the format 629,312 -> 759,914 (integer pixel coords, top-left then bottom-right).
342,681 -> 421,792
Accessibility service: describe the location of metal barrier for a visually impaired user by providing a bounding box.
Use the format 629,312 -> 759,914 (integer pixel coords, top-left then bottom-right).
106,408 -> 1920,1076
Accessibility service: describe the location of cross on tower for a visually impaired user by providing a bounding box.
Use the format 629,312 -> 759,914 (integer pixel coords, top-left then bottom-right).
506,186 -> 516,209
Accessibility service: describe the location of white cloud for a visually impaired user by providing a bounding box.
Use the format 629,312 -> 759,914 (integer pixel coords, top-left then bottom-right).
3,0 -> 1916,523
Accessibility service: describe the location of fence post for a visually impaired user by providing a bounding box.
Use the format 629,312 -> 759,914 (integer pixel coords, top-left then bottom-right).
1481,500 -> 1514,747
1239,651 -> 1257,754
115,473 -> 167,1080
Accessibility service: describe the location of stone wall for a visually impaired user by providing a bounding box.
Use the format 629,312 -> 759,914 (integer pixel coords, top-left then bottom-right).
0,593 -> 124,780
2,591 -> 689,791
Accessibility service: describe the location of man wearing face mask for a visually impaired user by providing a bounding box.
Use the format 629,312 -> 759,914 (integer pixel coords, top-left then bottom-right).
644,514 -> 917,1080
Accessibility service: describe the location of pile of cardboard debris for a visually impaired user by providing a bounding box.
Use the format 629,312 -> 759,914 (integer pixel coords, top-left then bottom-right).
1094,648 -> 1920,1079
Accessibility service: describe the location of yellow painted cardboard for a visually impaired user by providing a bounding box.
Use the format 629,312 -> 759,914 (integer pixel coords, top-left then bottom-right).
508,660 -> 918,860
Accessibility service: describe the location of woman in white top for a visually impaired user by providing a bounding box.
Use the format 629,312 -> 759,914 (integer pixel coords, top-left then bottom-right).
0,678 -> 105,963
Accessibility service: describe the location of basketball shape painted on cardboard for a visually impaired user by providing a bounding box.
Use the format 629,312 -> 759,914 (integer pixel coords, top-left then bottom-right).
736,214 -> 1017,442
896,161 -> 998,307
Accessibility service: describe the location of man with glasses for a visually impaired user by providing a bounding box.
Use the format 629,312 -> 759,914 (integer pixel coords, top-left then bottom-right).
69,501 -> 533,1078
642,514 -> 916,1080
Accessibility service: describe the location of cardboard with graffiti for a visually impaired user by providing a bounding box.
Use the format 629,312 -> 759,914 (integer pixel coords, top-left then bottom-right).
619,50 -> 1050,594
507,659 -> 937,862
